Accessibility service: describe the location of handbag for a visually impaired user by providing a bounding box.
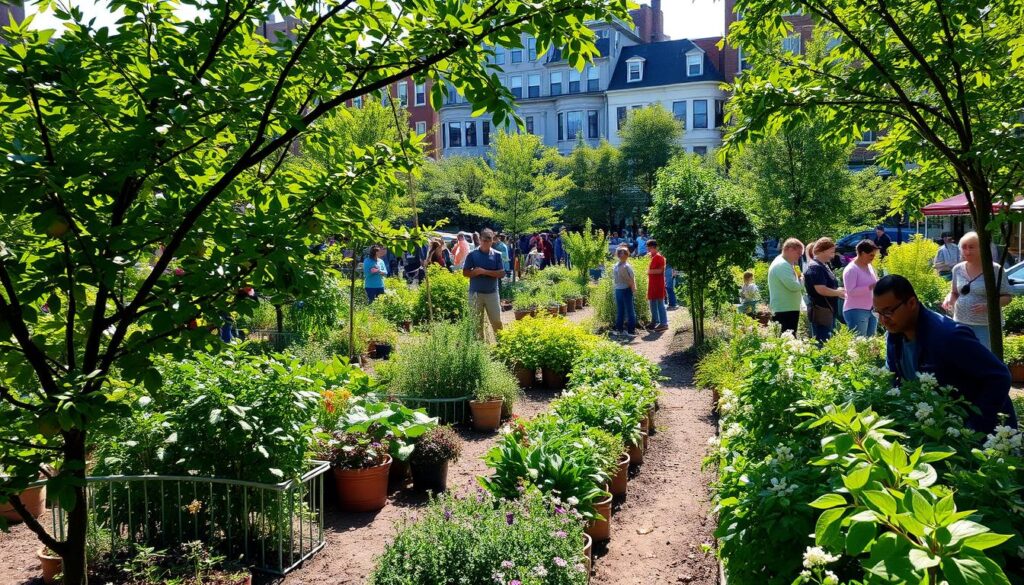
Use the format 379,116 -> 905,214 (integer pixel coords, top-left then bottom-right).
809,303 -> 834,327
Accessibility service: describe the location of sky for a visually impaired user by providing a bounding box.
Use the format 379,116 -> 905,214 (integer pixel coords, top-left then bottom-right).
31,0 -> 726,40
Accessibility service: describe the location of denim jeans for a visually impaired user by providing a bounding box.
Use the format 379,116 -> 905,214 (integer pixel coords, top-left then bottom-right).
966,323 -> 992,350
843,309 -> 877,337
615,288 -> 637,334
810,319 -> 835,345
666,268 -> 678,307
649,298 -> 668,327
366,287 -> 385,303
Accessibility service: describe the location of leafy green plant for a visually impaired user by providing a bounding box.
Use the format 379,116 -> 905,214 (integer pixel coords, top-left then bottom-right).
801,403 -> 1012,585
567,340 -> 662,391
340,399 -> 437,462
409,426 -> 462,466
384,317 -> 489,399
1004,296 -> 1024,335
317,431 -> 391,470
530,316 -> 600,374
562,219 -> 609,286
1004,336 -> 1024,366
370,489 -> 589,585
478,360 -> 522,413
879,236 -> 948,309
552,390 -> 643,449
413,265 -> 470,323
371,284 -> 416,326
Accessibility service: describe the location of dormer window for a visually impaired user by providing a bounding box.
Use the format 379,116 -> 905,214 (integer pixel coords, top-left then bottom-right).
627,57 -> 645,82
686,52 -> 703,76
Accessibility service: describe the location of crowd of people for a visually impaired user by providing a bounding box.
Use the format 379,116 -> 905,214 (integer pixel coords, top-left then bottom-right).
763,231 -> 1017,435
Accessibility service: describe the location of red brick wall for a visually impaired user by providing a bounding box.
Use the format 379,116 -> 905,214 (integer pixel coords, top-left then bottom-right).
720,0 -> 815,83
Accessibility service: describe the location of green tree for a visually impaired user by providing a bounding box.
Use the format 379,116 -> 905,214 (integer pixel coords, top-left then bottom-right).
564,139 -> 630,230
729,120 -> 891,245
618,104 -> 683,216
725,0 -> 1024,356
417,156 -> 490,229
561,219 -> 608,286
461,132 -> 571,277
0,0 -> 632,580
646,155 -> 758,345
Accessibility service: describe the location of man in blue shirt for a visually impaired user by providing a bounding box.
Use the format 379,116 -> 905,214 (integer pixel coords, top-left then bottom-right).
463,228 -> 506,336
873,274 -> 1017,434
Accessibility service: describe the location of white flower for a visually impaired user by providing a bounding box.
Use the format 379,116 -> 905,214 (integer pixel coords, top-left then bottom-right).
802,546 -> 840,569
885,387 -> 901,397
155,124 -> 170,135
924,418 -> 936,427
799,570 -> 811,579
707,436 -> 720,447
774,445 -> 794,463
914,402 -> 934,420
946,427 -> 961,438
566,496 -> 579,506
822,570 -> 840,585
531,565 -> 548,577
768,477 -> 798,495
917,372 -> 938,387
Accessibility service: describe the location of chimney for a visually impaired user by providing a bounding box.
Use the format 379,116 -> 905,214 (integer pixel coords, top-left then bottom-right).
651,0 -> 664,42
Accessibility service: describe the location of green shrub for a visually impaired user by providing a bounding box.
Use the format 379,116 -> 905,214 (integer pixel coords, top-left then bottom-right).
551,389 -> 643,448
371,282 -> 416,326
1005,296 -> 1024,334
496,316 -> 600,375
879,235 -> 947,309
385,317 -> 488,399
288,273 -> 349,335
479,360 -> 522,413
370,489 -> 589,585
413,265 -> 470,323
1005,335 -> 1024,365
730,262 -> 770,301
567,340 -> 662,390
594,256 -> 651,328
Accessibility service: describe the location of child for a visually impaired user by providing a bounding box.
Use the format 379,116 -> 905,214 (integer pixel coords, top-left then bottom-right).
738,270 -> 760,315
613,246 -> 638,337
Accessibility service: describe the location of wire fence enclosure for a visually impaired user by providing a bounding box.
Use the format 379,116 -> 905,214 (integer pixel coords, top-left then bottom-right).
391,395 -> 471,425
45,461 -> 330,576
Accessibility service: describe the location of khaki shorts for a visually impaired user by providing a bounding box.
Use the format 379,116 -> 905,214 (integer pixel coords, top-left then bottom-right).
469,291 -> 503,335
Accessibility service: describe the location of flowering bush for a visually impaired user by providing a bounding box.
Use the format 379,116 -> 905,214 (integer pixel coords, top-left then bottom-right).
701,325 -> 1024,584
409,426 -> 462,466
370,489 -> 588,585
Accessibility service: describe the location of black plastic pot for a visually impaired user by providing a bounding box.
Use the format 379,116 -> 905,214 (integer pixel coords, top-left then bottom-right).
375,343 -> 394,360
410,461 -> 449,492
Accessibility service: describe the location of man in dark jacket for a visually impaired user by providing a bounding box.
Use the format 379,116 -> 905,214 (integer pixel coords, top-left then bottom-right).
873,274 -> 1017,434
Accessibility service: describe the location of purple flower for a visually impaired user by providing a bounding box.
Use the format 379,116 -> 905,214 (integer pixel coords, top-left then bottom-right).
501,560 -> 514,569
505,512 -> 515,525
554,557 -> 567,568
553,530 -> 567,538
509,581 -> 521,585
444,508 -> 452,521
554,506 -> 566,515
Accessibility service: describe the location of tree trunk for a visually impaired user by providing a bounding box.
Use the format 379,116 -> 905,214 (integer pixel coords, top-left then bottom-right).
970,184 -> 1004,359
60,430 -> 89,585
349,254 -> 358,362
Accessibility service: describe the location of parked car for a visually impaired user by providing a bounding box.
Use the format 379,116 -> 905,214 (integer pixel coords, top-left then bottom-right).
835,227 -> 919,265
1006,260 -> 1024,295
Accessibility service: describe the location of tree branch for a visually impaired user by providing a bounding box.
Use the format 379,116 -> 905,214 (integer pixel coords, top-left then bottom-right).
0,385 -> 40,412
5,493 -> 63,553
0,263 -> 59,393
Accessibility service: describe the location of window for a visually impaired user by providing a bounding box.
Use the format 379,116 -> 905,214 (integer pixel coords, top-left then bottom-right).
587,67 -> 599,92
550,72 -> 563,95
627,60 -> 643,82
631,104 -> 643,110
693,146 -> 708,156
616,106 -> 627,130
381,88 -> 390,105
483,121 -> 491,146
569,69 -> 581,93
397,82 -> 408,107
715,100 -> 725,128
587,110 -> 599,139
858,130 -> 877,145
510,75 -> 523,99
738,46 -> 750,71
352,95 -> 363,108
686,53 -> 703,76
414,82 -> 426,106
416,121 -> 427,135
782,34 -> 801,55
442,123 -> 447,148
495,46 -> 506,65
511,46 -> 523,63
693,100 -> 708,128
672,100 -> 687,128
465,121 -> 477,147
525,116 -> 534,134
528,74 -> 541,98
527,37 -> 537,61
557,112 -> 564,141
566,110 -> 583,139
595,29 -> 609,39
448,122 -> 462,147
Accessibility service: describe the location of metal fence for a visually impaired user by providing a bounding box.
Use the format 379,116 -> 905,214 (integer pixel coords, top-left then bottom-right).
392,395 -> 471,424
45,461 -> 330,576
244,329 -> 299,350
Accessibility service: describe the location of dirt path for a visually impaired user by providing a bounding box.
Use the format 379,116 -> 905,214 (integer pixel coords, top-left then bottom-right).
589,308 -> 719,585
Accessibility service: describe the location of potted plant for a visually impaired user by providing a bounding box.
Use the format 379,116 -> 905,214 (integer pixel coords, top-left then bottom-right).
325,431 -> 392,512
470,388 -> 504,432
38,547 -> 61,584
0,481 -> 45,523
365,316 -> 398,360
409,425 -> 462,492
494,320 -> 540,388
1006,336 -> 1024,382
585,494 -> 613,542
340,400 -> 437,490
512,295 -> 538,321
609,452 -> 630,497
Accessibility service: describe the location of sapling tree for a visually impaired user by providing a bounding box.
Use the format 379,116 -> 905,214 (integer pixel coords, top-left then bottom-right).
646,154 -> 757,345
561,219 -> 608,286
0,0 -> 633,581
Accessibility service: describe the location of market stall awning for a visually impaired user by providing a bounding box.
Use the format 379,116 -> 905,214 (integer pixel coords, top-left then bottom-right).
921,193 -> 1010,216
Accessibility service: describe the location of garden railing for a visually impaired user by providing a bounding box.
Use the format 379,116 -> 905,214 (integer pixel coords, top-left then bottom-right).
43,461 -> 330,576
391,395 -> 472,424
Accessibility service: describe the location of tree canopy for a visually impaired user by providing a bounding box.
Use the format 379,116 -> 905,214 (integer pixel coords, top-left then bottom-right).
564,138 -> 631,231
619,104 -> 683,213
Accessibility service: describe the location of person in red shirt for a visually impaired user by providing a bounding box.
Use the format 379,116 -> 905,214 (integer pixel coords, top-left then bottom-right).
647,240 -> 669,331
538,233 -> 555,269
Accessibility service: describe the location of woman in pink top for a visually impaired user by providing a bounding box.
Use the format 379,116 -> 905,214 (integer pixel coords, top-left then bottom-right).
841,239 -> 880,337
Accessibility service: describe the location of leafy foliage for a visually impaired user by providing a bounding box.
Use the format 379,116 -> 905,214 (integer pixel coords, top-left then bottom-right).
495,316 -> 600,375
879,235 -> 948,309
647,154 -> 758,343
618,104 -> 683,212
412,265 -> 469,323
561,219 -> 608,287
409,425 -> 462,466
564,139 -> 632,229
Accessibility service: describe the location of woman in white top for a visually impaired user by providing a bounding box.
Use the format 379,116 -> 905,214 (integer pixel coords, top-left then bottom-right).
941,231 -> 1011,350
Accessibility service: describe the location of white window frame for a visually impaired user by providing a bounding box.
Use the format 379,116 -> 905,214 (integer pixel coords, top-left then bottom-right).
527,73 -> 541,98
495,46 -> 506,65
782,34 -> 802,55
527,37 -> 537,61
672,100 -> 687,129
397,82 -> 408,107
566,110 -> 583,140
550,71 -> 563,95
587,66 -> 599,91
627,57 -> 645,82
568,69 -> 581,93
686,52 -> 703,77
415,121 -> 427,135
414,82 -> 426,106
510,75 -> 523,99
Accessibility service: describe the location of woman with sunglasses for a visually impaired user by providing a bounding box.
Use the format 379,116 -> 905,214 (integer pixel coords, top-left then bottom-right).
941,231 -> 1011,350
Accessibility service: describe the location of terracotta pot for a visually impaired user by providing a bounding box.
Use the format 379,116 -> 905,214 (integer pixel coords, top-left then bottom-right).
388,459 -> 410,489
566,300 -> 577,313
639,416 -> 650,435
38,548 -> 61,584
559,303 -> 567,315
642,431 -> 650,453
333,455 -> 392,512
530,309 -> 539,317
514,364 -> 536,388
470,399 -> 503,432
401,321 -> 412,333
542,368 -> 566,390
501,300 -> 513,312
647,406 -> 656,435
547,306 -> 560,316
628,439 -> 644,465
367,341 -> 378,358
411,461 -> 449,492
585,495 -> 613,542
0,485 -> 45,523
1012,364 -> 1024,383
514,309 -> 532,320
583,532 -> 593,578
374,343 -> 394,360
609,453 -> 630,497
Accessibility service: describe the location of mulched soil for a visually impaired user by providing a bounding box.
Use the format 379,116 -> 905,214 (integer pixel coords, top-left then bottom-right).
0,306 -> 721,585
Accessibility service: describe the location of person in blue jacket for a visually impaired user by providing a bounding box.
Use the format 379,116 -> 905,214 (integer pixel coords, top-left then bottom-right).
873,274 -> 1017,434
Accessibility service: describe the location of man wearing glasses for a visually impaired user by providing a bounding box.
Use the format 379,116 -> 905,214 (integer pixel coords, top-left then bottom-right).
873,274 -> 1017,434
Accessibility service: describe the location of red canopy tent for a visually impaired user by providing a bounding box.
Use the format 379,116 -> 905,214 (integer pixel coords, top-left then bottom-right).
920,193 -> 1008,216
